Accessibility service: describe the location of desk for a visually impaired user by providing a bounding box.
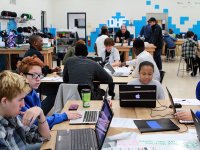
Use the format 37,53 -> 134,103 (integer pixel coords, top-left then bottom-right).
41,100 -> 200,150
0,47 -> 54,69
115,43 -> 156,61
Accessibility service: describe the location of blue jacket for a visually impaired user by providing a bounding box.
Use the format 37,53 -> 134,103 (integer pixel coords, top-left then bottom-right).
163,34 -> 177,48
196,81 -> 200,100
140,24 -> 151,42
21,90 -> 68,129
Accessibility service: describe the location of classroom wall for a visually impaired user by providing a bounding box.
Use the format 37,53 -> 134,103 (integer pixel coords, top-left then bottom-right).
0,0 -> 53,30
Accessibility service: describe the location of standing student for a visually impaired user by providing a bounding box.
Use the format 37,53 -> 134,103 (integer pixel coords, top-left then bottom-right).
99,38 -> 121,67
148,17 -> 163,70
139,22 -> 151,42
123,39 -> 160,81
18,56 -> 81,129
0,71 -> 50,149
128,61 -> 165,99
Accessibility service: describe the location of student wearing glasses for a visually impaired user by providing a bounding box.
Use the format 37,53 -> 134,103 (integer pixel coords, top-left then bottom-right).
18,56 -> 81,129
0,71 -> 50,149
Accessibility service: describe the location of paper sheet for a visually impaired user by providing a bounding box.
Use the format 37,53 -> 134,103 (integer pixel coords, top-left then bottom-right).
110,117 -> 139,129
41,77 -> 63,82
173,98 -> 200,105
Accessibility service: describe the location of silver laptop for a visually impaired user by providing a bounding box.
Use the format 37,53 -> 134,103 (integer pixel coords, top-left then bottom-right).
166,87 -> 193,124
69,88 -> 109,125
105,63 -> 130,77
56,99 -> 114,150
191,110 -> 200,142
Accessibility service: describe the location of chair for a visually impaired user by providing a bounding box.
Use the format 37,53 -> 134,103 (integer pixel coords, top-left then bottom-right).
166,48 -> 176,61
159,70 -> 165,84
177,57 -> 194,77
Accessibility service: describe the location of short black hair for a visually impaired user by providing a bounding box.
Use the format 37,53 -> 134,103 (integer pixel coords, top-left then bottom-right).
186,31 -> 194,38
101,28 -> 108,35
133,38 -> 145,49
139,61 -> 154,72
75,43 -> 88,57
148,17 -> 157,22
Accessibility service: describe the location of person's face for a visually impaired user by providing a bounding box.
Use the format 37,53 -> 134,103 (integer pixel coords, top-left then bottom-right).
121,26 -> 126,34
139,66 -> 154,84
149,21 -> 156,27
24,66 -> 43,89
2,93 -> 26,117
105,45 -> 113,52
34,37 -> 43,51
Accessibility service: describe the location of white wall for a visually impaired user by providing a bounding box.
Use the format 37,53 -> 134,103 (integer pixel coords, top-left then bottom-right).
0,0 -> 53,29
51,0 -> 200,34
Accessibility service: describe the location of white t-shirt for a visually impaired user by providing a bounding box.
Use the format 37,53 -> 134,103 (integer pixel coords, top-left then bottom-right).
95,35 -> 108,56
126,50 -> 160,81
99,47 -> 120,64
128,78 -> 165,100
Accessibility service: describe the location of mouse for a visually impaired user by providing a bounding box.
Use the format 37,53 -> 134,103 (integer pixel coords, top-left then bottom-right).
169,103 -> 182,108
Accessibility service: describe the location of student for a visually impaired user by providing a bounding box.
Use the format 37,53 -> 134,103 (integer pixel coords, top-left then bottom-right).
62,40 -> 85,65
123,39 -> 160,81
18,56 -> 81,129
94,26 -> 109,56
196,81 -> 200,100
0,71 -> 50,149
139,22 -> 151,42
127,61 -> 165,99
63,43 -> 114,99
115,24 -> 131,43
99,38 -> 121,67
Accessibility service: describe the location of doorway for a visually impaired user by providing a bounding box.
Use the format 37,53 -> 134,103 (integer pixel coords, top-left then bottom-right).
67,12 -> 86,41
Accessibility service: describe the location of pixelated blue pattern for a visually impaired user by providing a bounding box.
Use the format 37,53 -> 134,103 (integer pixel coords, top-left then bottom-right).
133,16 -> 147,38
146,1 -> 151,5
7,20 -> 17,31
112,12 -> 125,21
180,17 -> 189,25
168,17 -> 180,34
163,9 -> 168,14
155,5 -> 159,9
189,21 -> 200,40
0,23 -> 1,31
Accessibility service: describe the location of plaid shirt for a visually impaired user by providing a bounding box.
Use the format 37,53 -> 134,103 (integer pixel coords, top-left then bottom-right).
182,38 -> 198,58
0,116 -> 44,150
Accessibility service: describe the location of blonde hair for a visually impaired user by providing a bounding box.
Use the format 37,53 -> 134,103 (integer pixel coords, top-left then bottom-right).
0,71 -> 31,101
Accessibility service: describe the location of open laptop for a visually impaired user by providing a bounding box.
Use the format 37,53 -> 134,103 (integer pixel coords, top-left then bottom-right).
56,99 -> 114,150
191,110 -> 200,142
105,63 -> 131,77
87,56 -> 103,66
119,85 -> 157,108
166,87 -> 194,124
69,87 -> 109,125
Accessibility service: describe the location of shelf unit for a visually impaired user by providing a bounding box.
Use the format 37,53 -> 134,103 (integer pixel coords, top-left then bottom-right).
56,30 -> 76,53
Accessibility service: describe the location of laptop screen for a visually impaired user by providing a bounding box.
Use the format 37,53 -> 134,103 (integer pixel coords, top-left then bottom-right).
95,99 -> 113,148
166,87 -> 176,113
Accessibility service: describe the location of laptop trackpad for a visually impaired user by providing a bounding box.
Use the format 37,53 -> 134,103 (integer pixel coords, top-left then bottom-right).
56,130 -> 71,150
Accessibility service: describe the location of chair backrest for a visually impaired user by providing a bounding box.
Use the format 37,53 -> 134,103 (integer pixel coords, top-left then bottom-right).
159,70 -> 165,84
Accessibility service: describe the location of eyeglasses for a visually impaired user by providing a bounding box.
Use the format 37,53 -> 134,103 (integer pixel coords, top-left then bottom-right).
25,73 -> 44,79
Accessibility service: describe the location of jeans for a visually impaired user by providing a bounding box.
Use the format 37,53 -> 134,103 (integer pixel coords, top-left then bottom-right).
153,49 -> 162,70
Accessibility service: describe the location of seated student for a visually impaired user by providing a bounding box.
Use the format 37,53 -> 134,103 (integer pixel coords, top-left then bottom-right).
24,35 -> 61,76
175,81 -> 200,121
163,31 -> 177,60
62,40 -> 85,65
99,38 -> 121,67
127,61 -> 165,99
115,24 -> 131,43
18,56 -> 81,129
0,71 -> 50,149
63,43 -> 114,99
123,39 -> 160,81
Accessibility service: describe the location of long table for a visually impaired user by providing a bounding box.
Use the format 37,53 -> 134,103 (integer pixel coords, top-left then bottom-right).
115,43 -> 156,61
40,100 -> 200,150
0,47 -> 54,69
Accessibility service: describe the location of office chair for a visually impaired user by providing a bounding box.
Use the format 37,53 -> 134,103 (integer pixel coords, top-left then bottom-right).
159,70 -> 166,84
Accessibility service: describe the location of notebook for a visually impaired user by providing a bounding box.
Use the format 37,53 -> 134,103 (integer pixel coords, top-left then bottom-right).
134,118 -> 180,133
191,110 -> 200,142
166,87 -> 194,124
56,99 -> 114,150
105,63 -> 130,77
119,85 -> 157,108
69,87 -> 109,125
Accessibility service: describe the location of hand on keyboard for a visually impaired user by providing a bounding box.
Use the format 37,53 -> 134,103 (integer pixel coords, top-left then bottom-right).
65,112 -> 82,120
174,110 -> 193,121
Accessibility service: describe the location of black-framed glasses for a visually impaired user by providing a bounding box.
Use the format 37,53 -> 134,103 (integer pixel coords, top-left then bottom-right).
25,73 -> 44,79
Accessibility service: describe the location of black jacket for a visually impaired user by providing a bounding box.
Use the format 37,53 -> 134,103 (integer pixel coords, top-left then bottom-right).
149,24 -> 163,49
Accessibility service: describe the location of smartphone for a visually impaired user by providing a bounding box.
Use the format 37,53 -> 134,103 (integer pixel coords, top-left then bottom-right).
68,104 -> 79,110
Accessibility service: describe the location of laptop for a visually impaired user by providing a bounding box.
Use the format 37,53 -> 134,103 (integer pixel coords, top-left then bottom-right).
166,87 -> 194,124
119,85 -> 157,108
191,110 -> 200,142
105,63 -> 130,77
56,99 -> 114,150
87,56 -> 103,66
69,87 -> 109,125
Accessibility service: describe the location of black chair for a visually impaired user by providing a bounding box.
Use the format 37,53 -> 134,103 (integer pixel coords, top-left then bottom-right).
159,70 -> 166,84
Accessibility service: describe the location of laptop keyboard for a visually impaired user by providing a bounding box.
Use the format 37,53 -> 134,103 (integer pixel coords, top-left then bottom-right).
71,128 -> 97,150
83,111 -> 98,122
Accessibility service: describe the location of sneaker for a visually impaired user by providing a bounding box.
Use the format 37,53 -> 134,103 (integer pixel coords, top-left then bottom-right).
191,72 -> 197,77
